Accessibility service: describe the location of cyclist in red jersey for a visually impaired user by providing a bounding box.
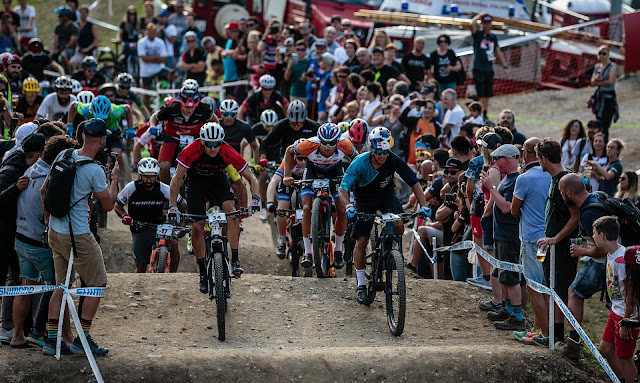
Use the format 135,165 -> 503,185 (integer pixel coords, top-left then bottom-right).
168,123 -> 260,289
149,83 -> 216,183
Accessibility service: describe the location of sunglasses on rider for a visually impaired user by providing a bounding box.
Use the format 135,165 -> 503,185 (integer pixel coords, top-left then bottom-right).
290,121 -> 303,128
372,149 -> 390,155
295,156 -> 307,161
221,111 -> 236,118
320,140 -> 337,147
203,141 -> 222,148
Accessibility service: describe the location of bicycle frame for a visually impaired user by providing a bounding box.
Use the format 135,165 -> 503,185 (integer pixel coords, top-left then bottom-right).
367,214 -> 403,291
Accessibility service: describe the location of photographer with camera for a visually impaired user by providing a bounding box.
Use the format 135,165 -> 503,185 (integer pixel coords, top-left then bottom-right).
399,97 -> 441,165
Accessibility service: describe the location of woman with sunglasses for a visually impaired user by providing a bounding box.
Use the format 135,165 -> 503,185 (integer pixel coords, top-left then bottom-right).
615,171 -> 640,204
428,34 -> 461,92
590,45 -> 618,140
170,122 -> 261,283
339,127 -> 430,303
283,123 -> 357,270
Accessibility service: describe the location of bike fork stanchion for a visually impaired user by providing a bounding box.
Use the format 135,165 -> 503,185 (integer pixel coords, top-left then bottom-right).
407,217 -> 418,265
432,237 -> 438,280
549,244 -> 556,351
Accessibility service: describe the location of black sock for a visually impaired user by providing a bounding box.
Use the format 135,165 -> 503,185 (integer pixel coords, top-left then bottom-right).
554,322 -> 564,341
483,110 -> 488,119
197,258 -> 206,276
569,330 -> 579,342
231,249 -> 239,263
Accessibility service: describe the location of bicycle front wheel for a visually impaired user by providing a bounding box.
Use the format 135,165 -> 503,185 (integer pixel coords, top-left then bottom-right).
153,246 -> 169,273
213,252 -> 227,341
385,250 -> 406,336
311,197 -> 330,278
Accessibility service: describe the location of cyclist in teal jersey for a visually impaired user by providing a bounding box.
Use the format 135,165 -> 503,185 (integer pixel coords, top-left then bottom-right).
67,95 -> 134,162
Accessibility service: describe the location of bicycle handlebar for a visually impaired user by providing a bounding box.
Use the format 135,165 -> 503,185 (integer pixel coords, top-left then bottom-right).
353,211 -> 426,222
181,208 -> 248,223
132,220 -> 192,233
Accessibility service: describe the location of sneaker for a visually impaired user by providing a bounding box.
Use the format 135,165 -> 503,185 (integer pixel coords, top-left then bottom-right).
276,243 -> 286,259
232,261 -> 244,277
0,328 -> 13,344
199,274 -> 208,294
70,334 -> 109,357
487,309 -> 509,322
478,299 -> 503,313
494,315 -> 526,331
555,338 -> 583,360
26,329 -> 45,347
260,208 -> 268,222
42,339 -> 71,356
356,285 -> 368,305
333,251 -> 344,269
466,276 -> 492,290
301,253 -> 312,268
513,328 -> 538,341
528,335 -> 551,347
186,235 -> 194,255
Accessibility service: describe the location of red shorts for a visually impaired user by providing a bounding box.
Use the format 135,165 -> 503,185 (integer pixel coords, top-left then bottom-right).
601,311 -> 639,359
158,142 -> 179,163
470,215 -> 483,238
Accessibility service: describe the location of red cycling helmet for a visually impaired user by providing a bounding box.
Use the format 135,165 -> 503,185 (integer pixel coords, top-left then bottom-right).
348,118 -> 369,144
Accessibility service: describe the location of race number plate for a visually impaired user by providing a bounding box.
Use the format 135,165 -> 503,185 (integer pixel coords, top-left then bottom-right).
208,212 -> 227,225
156,224 -> 174,238
179,135 -> 194,147
312,179 -> 330,189
380,213 -> 400,223
295,209 -> 303,222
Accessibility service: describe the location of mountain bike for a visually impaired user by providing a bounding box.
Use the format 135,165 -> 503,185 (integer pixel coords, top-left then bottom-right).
355,211 -> 423,336
133,220 -> 191,273
300,177 -> 342,278
183,207 -> 246,341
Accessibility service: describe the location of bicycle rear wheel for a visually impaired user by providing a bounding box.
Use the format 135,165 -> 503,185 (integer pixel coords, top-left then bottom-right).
311,197 -> 330,278
385,250 -> 406,336
213,252 -> 227,341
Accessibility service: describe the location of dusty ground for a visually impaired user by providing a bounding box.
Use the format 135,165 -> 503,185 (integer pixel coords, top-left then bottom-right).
4,82 -> 640,381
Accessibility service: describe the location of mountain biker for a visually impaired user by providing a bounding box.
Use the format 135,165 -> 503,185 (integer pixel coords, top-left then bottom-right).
338,127 -> 430,304
116,72 -> 150,120
67,94 -> 133,162
20,37 -> 65,82
266,138 -> 307,258
168,122 -> 260,290
148,83 -> 216,183
260,99 -> 320,163
283,123 -> 357,270
71,56 -> 106,95
237,74 -> 289,125
250,108 -> 280,220
35,75 -> 77,121
15,77 -> 43,123
115,157 -> 184,273
343,118 -> 370,154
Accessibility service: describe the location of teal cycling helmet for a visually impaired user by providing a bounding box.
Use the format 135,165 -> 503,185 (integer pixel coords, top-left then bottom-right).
91,95 -> 112,119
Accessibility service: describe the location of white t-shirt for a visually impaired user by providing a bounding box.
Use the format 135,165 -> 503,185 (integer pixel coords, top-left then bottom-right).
607,246 -> 632,317
469,115 -> 484,124
443,104 -> 464,140
579,153 -> 607,192
13,5 -> 36,38
36,93 -> 76,120
333,46 -> 348,65
362,99 -> 382,122
138,36 -> 168,78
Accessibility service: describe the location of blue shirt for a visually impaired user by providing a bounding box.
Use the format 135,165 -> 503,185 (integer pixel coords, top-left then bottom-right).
493,172 -> 519,242
513,165 -> 551,243
341,152 -> 418,200
49,150 -> 108,235
223,39 -> 237,82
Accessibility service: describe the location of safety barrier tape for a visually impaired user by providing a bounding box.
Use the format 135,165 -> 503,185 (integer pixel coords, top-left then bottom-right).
0,285 -> 105,297
433,240 -> 619,383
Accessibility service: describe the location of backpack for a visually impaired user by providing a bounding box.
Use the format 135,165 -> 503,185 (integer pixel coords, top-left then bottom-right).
44,149 -> 94,219
581,191 -> 640,247
455,58 -> 467,86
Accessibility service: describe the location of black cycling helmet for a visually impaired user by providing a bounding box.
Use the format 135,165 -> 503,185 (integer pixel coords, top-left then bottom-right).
28,38 -> 43,53
179,84 -> 201,107
116,72 -> 134,88
82,56 -> 98,70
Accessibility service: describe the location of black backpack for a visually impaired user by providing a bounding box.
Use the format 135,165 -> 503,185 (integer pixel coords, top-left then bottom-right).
44,149 -> 94,219
581,191 -> 640,247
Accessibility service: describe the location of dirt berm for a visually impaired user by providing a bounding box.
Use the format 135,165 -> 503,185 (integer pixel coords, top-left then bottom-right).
0,272 -> 605,383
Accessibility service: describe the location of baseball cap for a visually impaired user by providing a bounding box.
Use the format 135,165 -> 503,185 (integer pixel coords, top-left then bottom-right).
491,144 -> 520,159
284,37 -> 295,46
421,85 -> 435,94
372,46 -> 384,54
315,40 -> 327,47
479,132 -> 502,149
443,158 -> 465,170
159,9 -> 169,17
482,14 -> 493,22
83,118 -> 110,137
615,246 -> 640,265
226,21 -> 239,30
3,54 -> 21,67
22,133 -> 46,153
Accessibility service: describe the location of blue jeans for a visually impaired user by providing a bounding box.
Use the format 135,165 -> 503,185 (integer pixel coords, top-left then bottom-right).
450,250 -> 472,281
440,81 -> 457,91
570,259 -> 606,299
14,238 -> 55,283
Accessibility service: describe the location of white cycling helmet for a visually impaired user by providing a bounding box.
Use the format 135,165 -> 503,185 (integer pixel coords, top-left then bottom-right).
54,75 -> 73,91
77,90 -> 95,104
200,122 -> 225,142
259,74 -> 276,89
184,78 -> 199,90
287,99 -> 306,123
260,109 -> 279,128
369,127 -> 394,151
137,157 -> 160,176
70,79 -> 82,94
219,99 -> 239,115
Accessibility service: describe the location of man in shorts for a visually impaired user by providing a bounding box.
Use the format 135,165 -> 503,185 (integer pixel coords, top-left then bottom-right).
480,144 -> 524,330
138,23 -> 168,106
43,118 -> 120,357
